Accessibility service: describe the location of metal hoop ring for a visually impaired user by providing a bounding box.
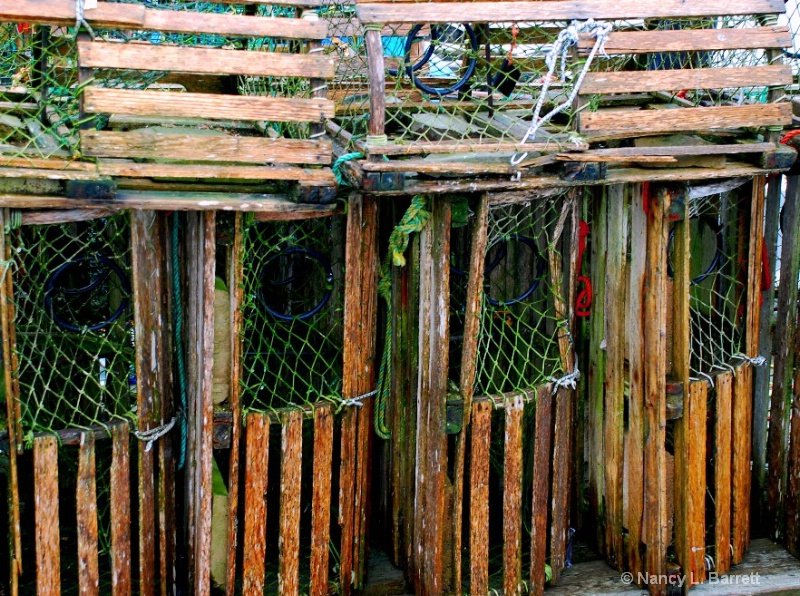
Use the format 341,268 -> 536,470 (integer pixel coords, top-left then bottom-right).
666,215 -> 724,285
405,23 -> 478,96
259,246 -> 333,321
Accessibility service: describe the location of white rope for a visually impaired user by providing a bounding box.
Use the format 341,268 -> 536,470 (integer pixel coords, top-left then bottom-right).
75,0 -> 97,38
690,371 -> 715,388
732,353 -> 767,366
509,19 -> 612,177
133,417 -> 176,452
550,366 -> 580,394
341,389 -> 378,409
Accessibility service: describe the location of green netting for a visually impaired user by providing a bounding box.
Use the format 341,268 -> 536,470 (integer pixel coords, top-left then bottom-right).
240,215 -> 345,412
449,193 -> 571,399
6,214 -> 136,434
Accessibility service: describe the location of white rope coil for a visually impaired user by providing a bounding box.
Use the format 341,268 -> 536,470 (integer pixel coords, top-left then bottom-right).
550,366 -> 580,394
510,19 -> 612,175
133,417 -> 176,452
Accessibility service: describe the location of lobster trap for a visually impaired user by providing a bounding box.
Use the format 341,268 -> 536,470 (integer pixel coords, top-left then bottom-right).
323,0 -> 795,194
584,178 -> 765,594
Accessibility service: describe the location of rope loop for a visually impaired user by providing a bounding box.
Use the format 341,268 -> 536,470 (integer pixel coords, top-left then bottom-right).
133,417 -> 176,453
732,353 -> 767,367
550,366 -> 580,394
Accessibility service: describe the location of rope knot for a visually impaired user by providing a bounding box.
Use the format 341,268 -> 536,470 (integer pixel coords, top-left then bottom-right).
133,417 -> 176,453
733,353 -> 767,367
550,366 -> 580,394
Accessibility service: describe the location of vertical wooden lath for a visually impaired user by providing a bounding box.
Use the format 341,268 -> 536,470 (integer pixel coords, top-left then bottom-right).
469,400 -> 492,596
242,413 -> 270,596
35,435 -> 61,596
111,423 -> 132,596
530,385 -> 554,596
77,432 -> 100,596
503,394 -> 524,596
310,406 -> 334,596
279,411 -> 304,596
715,372 -> 734,575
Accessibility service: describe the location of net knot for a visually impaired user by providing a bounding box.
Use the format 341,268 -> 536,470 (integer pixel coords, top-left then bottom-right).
732,353 -> 767,367
133,417 -> 176,453
549,366 -> 580,394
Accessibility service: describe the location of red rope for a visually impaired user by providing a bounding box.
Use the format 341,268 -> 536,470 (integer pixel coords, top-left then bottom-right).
576,220 -> 592,317
781,129 -> 800,145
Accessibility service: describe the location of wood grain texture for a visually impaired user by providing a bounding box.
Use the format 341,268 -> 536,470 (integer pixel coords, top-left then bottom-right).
550,387 -> 573,583
603,184 -> 627,568
77,433 -> 100,596
338,408 -> 357,596
581,65 -> 791,95
365,29 -> 386,138
733,367 -> 753,563
310,407 -> 334,596
84,89 -> 334,123
687,381 -> 708,585
242,413 -> 270,596
626,184 -> 646,580
81,130 -> 332,166
578,26 -> 791,55
503,394 -> 524,596
715,372 -> 733,575
35,435 -> 61,596
279,411 -> 304,596
452,193 -> 490,593
78,41 -> 335,79
469,401 -> 492,596
530,385 -> 554,596
579,104 -> 792,136
356,0 -> 784,23
111,424 -> 132,596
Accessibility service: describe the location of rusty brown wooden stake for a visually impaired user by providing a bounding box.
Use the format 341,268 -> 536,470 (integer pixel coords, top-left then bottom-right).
35,435 -> 61,596
111,423 -> 132,596
530,385 -> 554,596
77,432 -> 100,596
715,372 -> 734,575
279,411 -> 304,596
242,413 -> 270,596
503,394 -> 524,596
310,406 -> 334,596
469,400 -> 492,596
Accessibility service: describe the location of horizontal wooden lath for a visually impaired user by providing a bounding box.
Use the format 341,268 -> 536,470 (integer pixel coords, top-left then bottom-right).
578,26 -> 791,55
81,130 -> 332,165
83,89 -> 335,123
78,41 -> 335,79
581,65 -> 792,95
578,103 -> 792,135
0,0 -> 328,38
356,0 -> 784,24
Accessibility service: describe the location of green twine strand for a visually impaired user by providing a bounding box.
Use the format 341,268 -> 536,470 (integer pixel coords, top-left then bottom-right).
375,195 -> 431,439
172,214 -> 188,471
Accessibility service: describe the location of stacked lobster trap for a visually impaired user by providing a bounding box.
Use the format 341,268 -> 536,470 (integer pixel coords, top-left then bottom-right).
321,0 -> 795,194
584,178 -> 765,594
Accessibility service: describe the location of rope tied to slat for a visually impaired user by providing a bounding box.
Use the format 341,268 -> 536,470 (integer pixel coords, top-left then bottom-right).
133,416 -> 176,453
75,0 -> 97,38
690,371 -> 715,388
339,389 -> 377,411
732,353 -> 767,367
549,365 -> 580,394
509,19 -> 612,178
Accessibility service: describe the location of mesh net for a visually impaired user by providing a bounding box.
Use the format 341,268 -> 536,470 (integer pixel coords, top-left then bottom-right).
240,214 -> 346,413
450,193 -> 572,399
6,214 -> 136,435
780,0 -> 800,93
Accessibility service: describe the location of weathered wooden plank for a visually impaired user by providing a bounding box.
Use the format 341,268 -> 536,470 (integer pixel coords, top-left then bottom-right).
504,394 -> 524,596
279,412 -> 303,595
0,0 -> 146,28
470,401 -> 492,596
110,424 -> 132,596
643,185 -> 670,595
363,138 -> 588,157
558,142 -> 776,160
687,381 -> 708,585
35,435 -> 61,596
530,385 -> 554,596
786,310 -> 800,555
733,366 -> 753,563
715,372 -> 734,575
81,130 -> 332,166
356,0 -> 784,24
579,104 -> 792,136
550,386 -> 573,583
365,29 -> 386,140
581,65 -> 791,95
578,26 -> 791,55
603,184 -> 626,568
242,413 -> 270,596
310,407 -> 334,596
83,88 -> 334,123
79,41 -> 334,78
78,433 -> 100,596
452,193 -> 490,593
626,184 -> 646,580
339,408 -> 357,596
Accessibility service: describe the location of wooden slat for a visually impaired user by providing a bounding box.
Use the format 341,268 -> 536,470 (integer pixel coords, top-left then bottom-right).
356,0 -> 784,24
687,381 -> 708,585
503,395 -> 524,596
603,184 -> 626,568
81,130 -> 332,166
78,41 -> 335,79
470,401 -> 492,596
78,433 -> 100,596
242,413 -> 270,596
549,387 -> 572,583
279,411 -> 304,596
578,26 -> 791,55
35,435 -> 61,596
581,65 -> 791,96
625,184 -> 646,580
558,142 -> 776,160
83,88 -> 334,123
207,0 -> 325,7
110,424 -> 132,596
530,385 -> 553,596
579,103 -> 792,136
310,407 -> 334,596
715,372 -> 734,575
732,367 -> 752,563
0,0 -> 147,28
338,408 -> 357,595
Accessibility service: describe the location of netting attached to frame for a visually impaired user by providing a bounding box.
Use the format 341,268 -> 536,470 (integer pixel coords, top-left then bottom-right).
240,215 -> 346,413
6,213 -> 135,435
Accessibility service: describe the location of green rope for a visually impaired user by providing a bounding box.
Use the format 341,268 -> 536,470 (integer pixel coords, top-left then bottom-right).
333,151 -> 364,187
375,195 -> 431,439
172,213 -> 188,470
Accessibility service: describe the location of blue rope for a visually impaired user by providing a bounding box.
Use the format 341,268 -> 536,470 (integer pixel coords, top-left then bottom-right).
172,213 -> 188,471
